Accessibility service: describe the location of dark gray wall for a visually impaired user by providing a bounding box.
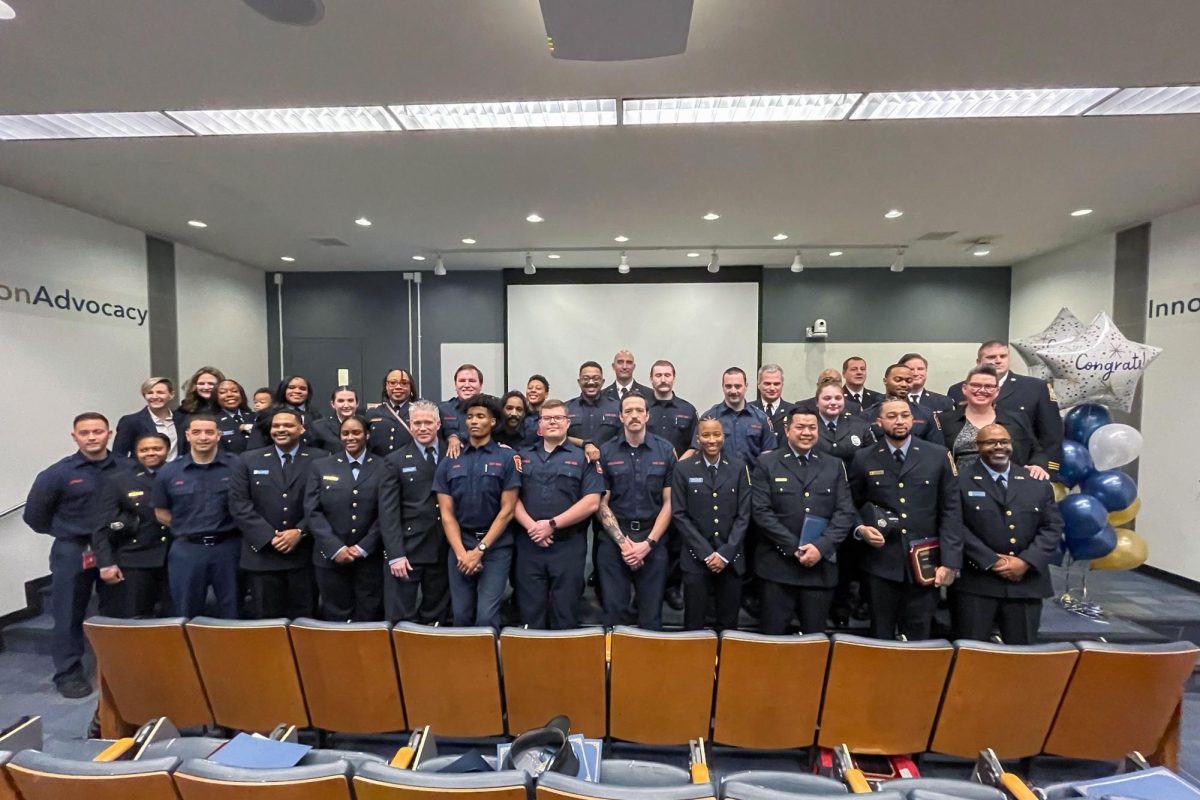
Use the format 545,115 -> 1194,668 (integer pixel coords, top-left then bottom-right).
1112,223 -> 1151,481
762,266 -> 1011,342
145,236 -> 178,383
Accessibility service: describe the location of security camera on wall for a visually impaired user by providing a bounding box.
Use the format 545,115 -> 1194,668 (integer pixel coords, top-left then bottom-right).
806,319 -> 828,340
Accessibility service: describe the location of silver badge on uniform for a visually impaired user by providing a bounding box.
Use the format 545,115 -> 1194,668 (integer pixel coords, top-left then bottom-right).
850,435 -> 861,446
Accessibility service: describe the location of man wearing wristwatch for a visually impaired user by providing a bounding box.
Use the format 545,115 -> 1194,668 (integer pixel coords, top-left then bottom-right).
434,394 -> 521,628
595,392 -> 677,629
229,407 -> 327,619
513,399 -> 605,629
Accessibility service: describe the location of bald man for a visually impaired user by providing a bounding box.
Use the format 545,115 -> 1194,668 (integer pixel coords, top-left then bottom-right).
602,350 -> 650,402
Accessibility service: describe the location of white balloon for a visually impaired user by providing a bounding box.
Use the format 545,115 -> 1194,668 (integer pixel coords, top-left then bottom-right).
1012,307 -> 1087,376
1088,423 -> 1143,470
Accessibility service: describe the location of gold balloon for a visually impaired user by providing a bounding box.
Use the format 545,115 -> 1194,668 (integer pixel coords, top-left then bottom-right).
1107,497 -> 1141,526
1051,482 -> 1070,503
1091,527 -> 1149,571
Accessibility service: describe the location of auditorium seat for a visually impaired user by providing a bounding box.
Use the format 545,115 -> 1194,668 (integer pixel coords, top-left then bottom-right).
608,626 -> 718,744
83,616 -> 214,728
288,619 -> 407,733
353,759 -> 530,800
1042,641 -> 1199,762
817,634 -> 954,755
929,641 -> 1079,759
712,632 -> 830,749
172,757 -> 353,800
877,778 -> 1005,799
184,617 -> 310,732
140,734 -> 384,768
500,627 -> 607,738
719,770 -> 849,797
5,750 -> 180,800
537,769 -> 715,800
392,622 -> 505,737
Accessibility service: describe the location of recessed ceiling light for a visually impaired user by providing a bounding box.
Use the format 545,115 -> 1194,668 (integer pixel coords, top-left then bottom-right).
280,256 -> 295,262
614,235 -> 629,243
187,220 -> 208,228
164,106 -> 400,135
461,237 -> 477,244
1070,208 -> 1093,217
884,209 -> 904,219
526,213 -> 544,223
390,99 -> 618,130
0,111 -> 192,141
547,253 -> 561,259
355,217 -> 372,227
623,94 -> 862,125
412,255 -> 427,261
850,88 -> 1117,120
702,212 -> 720,221
973,247 -> 991,257
772,233 -> 789,241
828,250 -> 843,257
686,252 -> 701,258
0,2 -> 15,21
1086,86 -> 1200,116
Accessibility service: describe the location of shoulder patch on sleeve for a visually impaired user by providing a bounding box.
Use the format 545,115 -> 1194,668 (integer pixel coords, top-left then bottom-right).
513,454 -> 522,473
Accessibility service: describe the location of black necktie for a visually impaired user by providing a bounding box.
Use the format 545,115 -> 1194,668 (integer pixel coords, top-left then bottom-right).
281,452 -> 293,479
853,393 -> 861,404
766,403 -> 774,418
893,448 -> 905,466
350,460 -> 361,481
826,421 -> 836,434
425,446 -> 437,466
996,474 -> 1007,492
708,465 -> 718,482
909,394 -> 919,403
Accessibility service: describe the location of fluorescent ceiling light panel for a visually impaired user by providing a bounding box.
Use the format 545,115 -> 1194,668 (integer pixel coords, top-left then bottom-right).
390,99 -> 617,130
165,106 -> 400,135
0,111 -> 192,141
624,94 -> 861,124
1086,86 -> 1200,116
850,88 -> 1117,120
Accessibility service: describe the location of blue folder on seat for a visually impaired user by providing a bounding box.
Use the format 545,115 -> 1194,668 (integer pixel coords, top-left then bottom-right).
1071,767 -> 1200,798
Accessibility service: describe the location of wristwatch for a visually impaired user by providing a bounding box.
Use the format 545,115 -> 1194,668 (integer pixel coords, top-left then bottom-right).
645,538 -> 658,549
548,519 -> 558,531
478,542 -> 488,552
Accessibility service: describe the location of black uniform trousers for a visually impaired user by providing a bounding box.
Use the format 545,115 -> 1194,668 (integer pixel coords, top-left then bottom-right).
48,538 -> 99,679
244,566 -> 315,619
515,530 -> 588,629
865,574 -> 939,640
596,520 -> 668,630
383,560 -> 450,625
315,555 -> 384,621
759,580 -> 834,636
682,567 -> 742,631
169,537 -> 240,619
950,591 -> 1042,645
97,567 -> 168,618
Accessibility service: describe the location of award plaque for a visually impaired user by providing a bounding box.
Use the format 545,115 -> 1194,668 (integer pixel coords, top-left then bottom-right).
908,537 -> 940,586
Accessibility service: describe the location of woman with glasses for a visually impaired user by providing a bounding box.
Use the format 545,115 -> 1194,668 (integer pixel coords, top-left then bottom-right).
937,365 -> 1048,479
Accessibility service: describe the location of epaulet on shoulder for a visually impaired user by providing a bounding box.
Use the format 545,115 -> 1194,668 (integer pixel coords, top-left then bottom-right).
840,461 -> 848,479
497,442 -> 512,450
947,451 -> 958,477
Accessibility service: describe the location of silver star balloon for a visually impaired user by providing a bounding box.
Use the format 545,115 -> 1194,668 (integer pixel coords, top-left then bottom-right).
1036,312 -> 1162,411
1011,307 -> 1087,381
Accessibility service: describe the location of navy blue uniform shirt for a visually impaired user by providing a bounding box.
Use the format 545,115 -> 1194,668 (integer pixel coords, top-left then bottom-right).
696,402 -> 777,467
24,451 -> 125,539
599,432 -> 677,519
516,441 -> 605,524
647,395 -> 698,455
151,452 -> 238,536
565,394 -> 621,445
433,439 -> 521,531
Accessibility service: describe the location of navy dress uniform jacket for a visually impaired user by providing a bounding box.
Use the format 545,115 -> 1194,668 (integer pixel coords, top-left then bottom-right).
217,409 -> 255,454
848,440 -> 965,582
364,404 -> 416,455
842,387 -> 884,415
382,443 -> 444,564
671,455 -> 752,576
229,445 -> 328,571
861,399 -> 945,446
937,406 -> 1047,471
751,449 -> 857,588
94,466 -> 170,569
814,412 -> 875,467
750,399 -> 792,439
602,380 -> 651,401
911,389 -> 956,414
957,462 -> 1064,599
113,408 -> 189,460
947,371 -> 1063,471
304,452 -> 399,566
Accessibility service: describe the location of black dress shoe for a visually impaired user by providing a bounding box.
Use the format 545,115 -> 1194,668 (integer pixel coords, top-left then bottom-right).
665,587 -> 684,611
54,671 -> 93,699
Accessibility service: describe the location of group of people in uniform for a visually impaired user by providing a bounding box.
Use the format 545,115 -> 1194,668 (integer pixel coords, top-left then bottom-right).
25,342 -> 1066,699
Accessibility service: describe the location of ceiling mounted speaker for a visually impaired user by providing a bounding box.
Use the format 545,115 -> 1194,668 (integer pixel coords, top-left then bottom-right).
242,0 -> 325,26
540,0 -> 692,61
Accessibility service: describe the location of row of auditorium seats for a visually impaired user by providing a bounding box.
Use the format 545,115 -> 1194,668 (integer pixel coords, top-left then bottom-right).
85,617 -> 1197,767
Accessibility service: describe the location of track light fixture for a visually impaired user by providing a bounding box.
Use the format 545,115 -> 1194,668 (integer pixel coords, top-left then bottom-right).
618,252 -> 630,274
524,253 -> 536,275
707,249 -> 719,274
434,255 -> 447,276
890,247 -> 906,273
791,251 -> 804,273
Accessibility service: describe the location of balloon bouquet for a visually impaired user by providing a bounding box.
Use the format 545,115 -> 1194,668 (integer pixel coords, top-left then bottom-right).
1012,309 -> 1161,618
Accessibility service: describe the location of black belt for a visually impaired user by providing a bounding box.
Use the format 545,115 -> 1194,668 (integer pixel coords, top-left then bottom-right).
180,531 -> 237,545
616,517 -> 656,534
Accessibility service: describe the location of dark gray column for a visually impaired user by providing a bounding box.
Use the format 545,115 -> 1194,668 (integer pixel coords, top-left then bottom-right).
1112,223 -> 1151,481
145,236 -> 178,384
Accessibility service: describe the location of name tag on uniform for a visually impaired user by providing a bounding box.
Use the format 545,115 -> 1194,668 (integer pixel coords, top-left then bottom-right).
402,466 -> 417,473
127,490 -> 144,498
868,469 -> 885,476
688,477 -> 704,484
774,477 -> 788,483
968,490 -> 986,497
323,475 -> 339,482
253,469 -> 270,475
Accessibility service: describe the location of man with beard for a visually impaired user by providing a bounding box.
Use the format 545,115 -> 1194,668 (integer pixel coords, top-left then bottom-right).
861,364 -> 944,445
495,390 -> 538,449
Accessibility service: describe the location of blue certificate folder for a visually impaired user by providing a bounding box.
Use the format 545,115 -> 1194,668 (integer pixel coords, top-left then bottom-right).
1071,767 -> 1200,798
208,732 -> 312,769
799,515 -> 832,562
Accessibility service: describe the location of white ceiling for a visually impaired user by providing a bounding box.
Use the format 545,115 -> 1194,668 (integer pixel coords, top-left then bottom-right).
1,0 -> 1199,271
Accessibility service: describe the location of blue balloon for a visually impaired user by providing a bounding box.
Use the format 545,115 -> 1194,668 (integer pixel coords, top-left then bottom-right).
1082,470 -> 1138,512
1058,440 -> 1095,488
1063,403 -> 1114,445
1066,524 -> 1118,560
1059,494 -> 1108,541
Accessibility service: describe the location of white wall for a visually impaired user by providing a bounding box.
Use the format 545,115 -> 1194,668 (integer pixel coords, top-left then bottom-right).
175,244 -> 269,391
0,186 -> 151,613
1009,234 -> 1115,342
1139,204 -> 1200,581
